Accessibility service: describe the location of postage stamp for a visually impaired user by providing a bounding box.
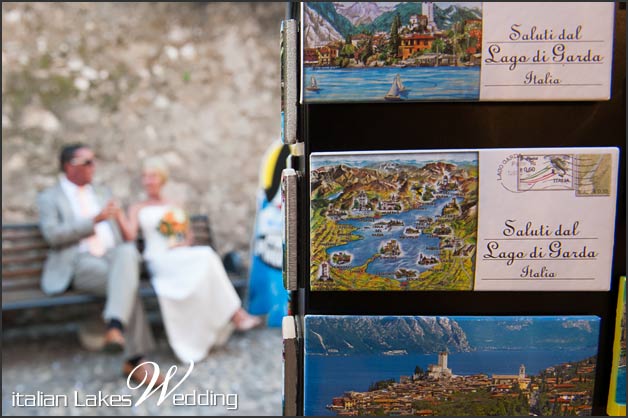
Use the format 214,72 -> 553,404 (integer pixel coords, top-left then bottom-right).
575,154 -> 613,197
517,154 -> 574,192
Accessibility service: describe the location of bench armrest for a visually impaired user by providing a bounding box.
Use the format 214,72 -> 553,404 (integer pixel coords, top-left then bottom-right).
222,251 -> 246,276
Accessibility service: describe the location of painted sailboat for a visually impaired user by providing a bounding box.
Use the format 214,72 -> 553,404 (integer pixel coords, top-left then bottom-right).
396,74 -> 409,95
305,75 -> 320,92
385,74 -> 408,100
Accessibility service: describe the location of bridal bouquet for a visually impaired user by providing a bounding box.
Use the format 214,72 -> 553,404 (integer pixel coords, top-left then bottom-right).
157,208 -> 189,247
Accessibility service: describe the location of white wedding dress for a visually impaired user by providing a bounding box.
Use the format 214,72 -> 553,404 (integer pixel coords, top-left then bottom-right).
138,205 -> 241,363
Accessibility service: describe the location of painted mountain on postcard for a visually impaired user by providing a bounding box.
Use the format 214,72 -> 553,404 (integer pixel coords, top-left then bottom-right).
305,316 -> 472,355
305,316 -> 600,356
304,315 -> 600,416
310,152 -> 478,291
302,2 -> 482,102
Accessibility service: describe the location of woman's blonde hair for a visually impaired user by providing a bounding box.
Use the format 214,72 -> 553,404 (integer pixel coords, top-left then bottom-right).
142,157 -> 169,183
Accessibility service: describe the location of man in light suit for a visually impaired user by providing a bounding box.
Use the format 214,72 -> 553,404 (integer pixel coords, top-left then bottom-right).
37,143 -> 163,385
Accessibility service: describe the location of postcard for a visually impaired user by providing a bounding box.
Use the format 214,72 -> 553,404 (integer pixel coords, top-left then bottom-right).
310,151 -> 479,291
474,148 -> 619,291
607,277 -> 626,416
480,2 -> 614,101
300,2 -> 614,103
310,148 -> 618,291
304,315 -> 601,416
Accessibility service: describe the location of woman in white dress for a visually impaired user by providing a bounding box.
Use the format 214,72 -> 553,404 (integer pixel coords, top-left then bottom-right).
116,158 -> 261,363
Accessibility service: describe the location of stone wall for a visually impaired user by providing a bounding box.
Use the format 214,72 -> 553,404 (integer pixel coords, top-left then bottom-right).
2,2 -> 286,259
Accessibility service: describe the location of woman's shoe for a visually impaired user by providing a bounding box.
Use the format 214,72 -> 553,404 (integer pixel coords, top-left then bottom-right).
234,314 -> 263,332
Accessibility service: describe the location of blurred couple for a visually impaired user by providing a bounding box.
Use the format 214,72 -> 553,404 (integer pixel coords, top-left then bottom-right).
37,144 -> 261,383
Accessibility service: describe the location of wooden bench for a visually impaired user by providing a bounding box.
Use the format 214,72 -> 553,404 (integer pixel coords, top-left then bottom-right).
2,215 -> 248,311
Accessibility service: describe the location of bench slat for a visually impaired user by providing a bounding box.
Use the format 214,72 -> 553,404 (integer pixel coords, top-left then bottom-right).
2,224 -> 39,231
192,238 -> 211,245
2,282 -> 157,311
2,230 -> 44,239
2,277 -> 41,290
2,268 -> 43,279
2,243 -> 50,253
2,254 -> 47,265
2,289 -> 95,310
2,224 -> 39,234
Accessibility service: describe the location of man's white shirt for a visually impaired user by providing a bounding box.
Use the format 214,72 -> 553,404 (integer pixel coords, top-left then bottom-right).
59,174 -> 115,254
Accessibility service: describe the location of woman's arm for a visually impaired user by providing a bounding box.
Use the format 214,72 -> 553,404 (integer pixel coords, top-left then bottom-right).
115,203 -> 142,242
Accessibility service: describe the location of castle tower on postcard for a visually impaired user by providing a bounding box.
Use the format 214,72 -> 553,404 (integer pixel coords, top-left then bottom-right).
427,350 -> 452,379
318,262 -> 331,281
355,190 -> 370,211
409,14 -> 419,30
422,2 -> 438,33
519,364 -> 526,379
439,351 -> 448,370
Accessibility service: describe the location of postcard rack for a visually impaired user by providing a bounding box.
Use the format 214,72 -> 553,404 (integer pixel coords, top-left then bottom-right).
281,3 -> 625,416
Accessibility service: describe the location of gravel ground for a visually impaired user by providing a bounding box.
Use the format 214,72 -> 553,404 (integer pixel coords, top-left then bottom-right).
2,323 -> 283,416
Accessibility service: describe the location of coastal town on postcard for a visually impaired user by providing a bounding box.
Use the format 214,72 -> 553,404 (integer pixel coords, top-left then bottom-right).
304,316 -> 600,417
302,2 -> 483,101
310,152 -> 478,291
325,353 -> 597,416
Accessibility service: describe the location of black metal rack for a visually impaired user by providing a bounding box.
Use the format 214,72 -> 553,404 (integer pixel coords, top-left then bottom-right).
288,3 -> 625,415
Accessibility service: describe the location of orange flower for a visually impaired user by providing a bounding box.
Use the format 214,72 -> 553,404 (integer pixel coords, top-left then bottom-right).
157,209 -> 189,238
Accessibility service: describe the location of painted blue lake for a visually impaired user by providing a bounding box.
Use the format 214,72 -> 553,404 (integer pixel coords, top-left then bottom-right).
303,66 -> 480,102
304,349 -> 597,416
325,193 -> 462,278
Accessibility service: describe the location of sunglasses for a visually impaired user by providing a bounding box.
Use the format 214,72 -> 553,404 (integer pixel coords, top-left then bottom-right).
69,158 -> 95,167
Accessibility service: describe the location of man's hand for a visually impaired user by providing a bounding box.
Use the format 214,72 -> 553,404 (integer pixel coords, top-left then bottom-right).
93,200 -> 120,224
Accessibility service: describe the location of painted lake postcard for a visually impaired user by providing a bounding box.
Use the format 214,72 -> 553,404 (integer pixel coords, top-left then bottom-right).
301,2 -> 483,102
607,277 -> 626,416
310,151 -> 478,291
304,315 -> 601,416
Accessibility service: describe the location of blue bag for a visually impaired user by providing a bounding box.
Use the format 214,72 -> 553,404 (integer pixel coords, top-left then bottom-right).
246,141 -> 291,327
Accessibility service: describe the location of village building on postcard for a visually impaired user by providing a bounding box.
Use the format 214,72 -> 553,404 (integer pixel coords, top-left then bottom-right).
326,352 -> 596,416
303,2 -> 482,68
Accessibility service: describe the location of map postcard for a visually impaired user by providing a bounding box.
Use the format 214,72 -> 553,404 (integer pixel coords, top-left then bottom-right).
304,315 -> 601,416
300,2 -> 614,103
309,147 -> 618,291
310,150 -> 478,291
